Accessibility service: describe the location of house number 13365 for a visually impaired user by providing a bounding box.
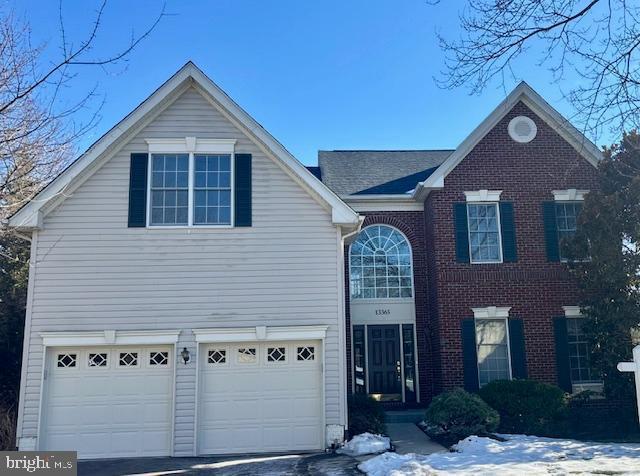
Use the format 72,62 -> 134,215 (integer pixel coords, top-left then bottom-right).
375,309 -> 391,316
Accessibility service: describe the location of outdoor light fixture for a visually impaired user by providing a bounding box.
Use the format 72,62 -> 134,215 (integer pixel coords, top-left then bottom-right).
180,347 -> 190,365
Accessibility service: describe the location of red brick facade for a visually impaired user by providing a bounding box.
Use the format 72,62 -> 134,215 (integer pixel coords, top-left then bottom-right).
345,100 -> 599,404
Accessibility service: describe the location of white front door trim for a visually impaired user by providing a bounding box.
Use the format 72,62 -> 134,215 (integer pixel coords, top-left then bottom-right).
39,330 -> 181,347
193,325 -> 329,343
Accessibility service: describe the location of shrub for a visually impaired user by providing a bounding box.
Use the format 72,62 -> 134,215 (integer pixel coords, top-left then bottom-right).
424,388 -> 499,446
347,394 -> 386,436
479,379 -> 566,436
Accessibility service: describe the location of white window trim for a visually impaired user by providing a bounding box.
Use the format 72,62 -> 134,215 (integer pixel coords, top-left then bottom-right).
193,325 -> 329,343
563,306 -> 604,394
553,189 -> 589,201
563,306 -> 582,318
39,330 -> 180,347
472,306 -> 512,319
473,313 -> 513,386
464,190 -> 503,202
145,137 -> 236,229
466,202 -> 504,264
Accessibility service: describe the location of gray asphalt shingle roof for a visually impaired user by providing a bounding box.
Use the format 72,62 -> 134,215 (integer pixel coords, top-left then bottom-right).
316,150 -> 454,196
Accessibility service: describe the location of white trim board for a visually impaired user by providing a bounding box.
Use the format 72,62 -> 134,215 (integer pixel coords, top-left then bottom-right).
413,82 -> 602,201
472,306 -> 512,319
193,325 -> 329,343
39,330 -> 181,347
343,195 -> 424,212
146,137 -> 236,154
464,190 -> 502,202
9,62 -> 359,229
553,189 -> 589,201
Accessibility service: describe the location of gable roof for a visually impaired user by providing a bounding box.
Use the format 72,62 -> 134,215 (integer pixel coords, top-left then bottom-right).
9,62 -> 359,229
413,81 -> 603,200
317,150 -> 453,197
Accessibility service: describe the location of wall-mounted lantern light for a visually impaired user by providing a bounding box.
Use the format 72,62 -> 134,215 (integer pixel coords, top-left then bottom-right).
180,347 -> 190,365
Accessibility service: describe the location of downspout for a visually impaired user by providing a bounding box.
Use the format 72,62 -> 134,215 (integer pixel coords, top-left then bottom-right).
337,216 -> 364,440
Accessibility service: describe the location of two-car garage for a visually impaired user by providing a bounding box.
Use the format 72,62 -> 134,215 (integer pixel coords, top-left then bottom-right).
38,334 -> 325,459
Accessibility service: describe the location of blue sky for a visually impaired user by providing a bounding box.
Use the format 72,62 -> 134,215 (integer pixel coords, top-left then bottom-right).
15,0 -> 605,165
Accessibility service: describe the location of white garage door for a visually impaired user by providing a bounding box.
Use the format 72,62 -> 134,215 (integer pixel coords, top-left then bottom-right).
197,340 -> 323,455
41,346 -> 174,459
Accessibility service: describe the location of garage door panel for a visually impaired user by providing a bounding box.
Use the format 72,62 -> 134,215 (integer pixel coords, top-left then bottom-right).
198,340 -> 323,455
42,346 -> 173,459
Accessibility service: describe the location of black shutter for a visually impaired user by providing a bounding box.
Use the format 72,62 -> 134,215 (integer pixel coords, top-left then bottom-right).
553,316 -> 572,392
461,318 -> 479,392
234,154 -> 252,227
128,153 -> 148,227
454,203 -> 470,263
542,202 -> 560,262
508,319 -> 527,379
500,202 -> 517,262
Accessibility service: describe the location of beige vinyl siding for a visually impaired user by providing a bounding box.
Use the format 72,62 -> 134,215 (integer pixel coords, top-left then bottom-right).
20,87 -> 344,455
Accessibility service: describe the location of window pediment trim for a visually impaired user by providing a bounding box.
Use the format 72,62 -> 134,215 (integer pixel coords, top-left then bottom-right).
553,189 -> 589,201
472,306 -> 511,319
146,137 -> 236,154
464,190 -> 502,202
563,306 -> 583,317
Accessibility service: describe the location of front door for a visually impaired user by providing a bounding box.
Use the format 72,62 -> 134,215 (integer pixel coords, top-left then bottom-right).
367,325 -> 401,401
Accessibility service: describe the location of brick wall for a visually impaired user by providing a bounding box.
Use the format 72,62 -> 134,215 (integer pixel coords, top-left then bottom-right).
426,101 -> 599,391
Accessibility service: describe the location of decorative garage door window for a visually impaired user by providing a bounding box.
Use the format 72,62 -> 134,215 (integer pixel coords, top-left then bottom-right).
88,353 -> 108,367
237,347 -> 257,364
119,351 -> 139,367
208,349 -> 226,364
57,353 -> 77,368
349,225 -> 413,299
149,351 -> 169,366
267,347 -> 286,362
297,346 -> 315,361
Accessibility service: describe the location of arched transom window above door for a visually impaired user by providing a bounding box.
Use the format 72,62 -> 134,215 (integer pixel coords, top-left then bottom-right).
349,225 -> 413,299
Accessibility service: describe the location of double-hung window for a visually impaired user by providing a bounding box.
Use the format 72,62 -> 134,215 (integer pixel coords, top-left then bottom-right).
150,154 -> 190,226
555,201 -> 582,261
467,203 -> 502,263
147,138 -> 235,227
566,317 -> 599,386
193,154 -> 232,225
475,318 -> 511,386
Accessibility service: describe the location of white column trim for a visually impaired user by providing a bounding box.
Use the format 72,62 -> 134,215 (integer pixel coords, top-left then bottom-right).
39,329 -> 181,347
553,189 -> 589,201
472,306 -> 512,319
193,325 -> 329,343
464,190 -> 503,202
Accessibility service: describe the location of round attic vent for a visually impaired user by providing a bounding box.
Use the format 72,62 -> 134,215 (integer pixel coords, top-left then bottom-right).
508,116 -> 537,143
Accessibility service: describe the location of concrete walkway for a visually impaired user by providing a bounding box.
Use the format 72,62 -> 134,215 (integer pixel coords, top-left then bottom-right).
387,423 -> 446,455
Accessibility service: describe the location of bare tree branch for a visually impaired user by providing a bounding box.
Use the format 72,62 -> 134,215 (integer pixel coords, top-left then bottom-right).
436,0 -> 640,139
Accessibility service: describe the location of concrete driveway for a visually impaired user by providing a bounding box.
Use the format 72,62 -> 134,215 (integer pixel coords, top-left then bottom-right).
78,452 -> 361,475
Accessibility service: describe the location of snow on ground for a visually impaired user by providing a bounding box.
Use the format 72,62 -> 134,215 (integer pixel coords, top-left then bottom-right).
338,432 -> 391,456
359,434 -> 640,475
